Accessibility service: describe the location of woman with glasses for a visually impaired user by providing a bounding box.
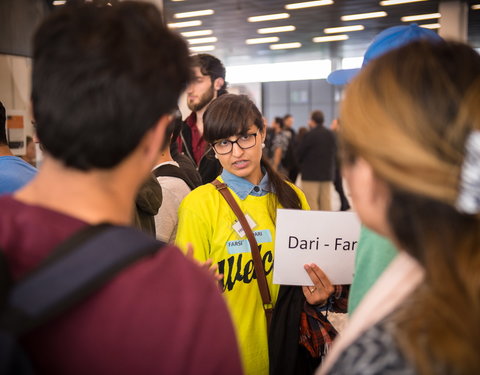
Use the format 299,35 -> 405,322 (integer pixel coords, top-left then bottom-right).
176,94 -> 346,375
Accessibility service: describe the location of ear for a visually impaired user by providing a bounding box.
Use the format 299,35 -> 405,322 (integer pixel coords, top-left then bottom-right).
213,77 -> 224,92
139,114 -> 171,166
260,126 -> 267,143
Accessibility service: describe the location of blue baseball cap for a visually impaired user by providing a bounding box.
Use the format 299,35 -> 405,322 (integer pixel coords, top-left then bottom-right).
327,24 -> 443,85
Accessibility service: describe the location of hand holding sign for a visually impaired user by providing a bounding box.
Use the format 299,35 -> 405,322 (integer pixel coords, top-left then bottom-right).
302,263 -> 335,305
273,210 -> 361,285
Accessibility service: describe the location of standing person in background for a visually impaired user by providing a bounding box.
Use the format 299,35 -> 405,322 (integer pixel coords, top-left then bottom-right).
178,53 -> 226,184
270,116 -> 289,174
176,94 -> 347,375
153,112 -> 200,243
0,2 -> 242,374
0,101 -> 36,194
330,119 -> 350,211
297,110 -> 336,211
326,24 -> 442,315
282,114 -> 299,183
319,39 -> 480,375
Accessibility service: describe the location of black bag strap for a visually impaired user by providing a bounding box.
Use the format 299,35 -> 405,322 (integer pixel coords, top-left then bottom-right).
211,180 -> 273,332
0,224 -> 164,336
152,164 -> 197,191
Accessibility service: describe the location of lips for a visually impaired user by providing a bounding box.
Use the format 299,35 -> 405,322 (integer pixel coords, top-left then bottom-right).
232,160 -> 249,169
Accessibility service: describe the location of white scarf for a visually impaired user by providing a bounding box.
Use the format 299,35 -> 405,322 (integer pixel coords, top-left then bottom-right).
317,251 -> 425,374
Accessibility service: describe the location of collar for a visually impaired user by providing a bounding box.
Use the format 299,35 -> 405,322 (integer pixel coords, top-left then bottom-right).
152,160 -> 179,171
220,169 -> 271,200
185,112 -> 197,129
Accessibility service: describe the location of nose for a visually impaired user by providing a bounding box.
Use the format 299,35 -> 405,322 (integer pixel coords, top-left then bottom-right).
231,142 -> 244,157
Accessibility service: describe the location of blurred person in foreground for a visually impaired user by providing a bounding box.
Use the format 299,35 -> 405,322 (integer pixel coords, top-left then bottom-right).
0,2 -> 242,374
318,40 -> 480,375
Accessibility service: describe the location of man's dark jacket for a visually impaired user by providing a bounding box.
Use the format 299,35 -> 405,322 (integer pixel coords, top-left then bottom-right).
297,126 -> 337,182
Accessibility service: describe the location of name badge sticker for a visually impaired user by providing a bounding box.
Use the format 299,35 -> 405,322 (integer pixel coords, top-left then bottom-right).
226,239 -> 251,254
232,213 -> 257,237
254,229 -> 272,243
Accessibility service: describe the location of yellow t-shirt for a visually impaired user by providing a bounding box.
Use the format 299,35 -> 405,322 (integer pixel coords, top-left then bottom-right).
176,178 -> 309,375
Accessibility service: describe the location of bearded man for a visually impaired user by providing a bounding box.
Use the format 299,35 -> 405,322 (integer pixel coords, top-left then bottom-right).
178,54 -> 227,183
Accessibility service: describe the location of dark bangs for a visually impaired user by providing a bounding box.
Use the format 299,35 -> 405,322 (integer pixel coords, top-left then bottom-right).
203,94 -> 264,143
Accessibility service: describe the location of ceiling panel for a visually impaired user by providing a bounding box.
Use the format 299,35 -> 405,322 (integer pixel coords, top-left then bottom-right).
162,0 -> 480,65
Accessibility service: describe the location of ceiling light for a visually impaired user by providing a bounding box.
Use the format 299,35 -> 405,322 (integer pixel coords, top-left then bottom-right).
472,4 -> 480,10
174,9 -> 214,19
257,25 -> 296,34
401,13 -> 441,22
248,13 -> 290,22
167,20 -> 202,28
324,25 -> 364,34
313,34 -> 349,42
341,11 -> 387,21
187,37 -> 218,45
380,0 -> 427,5
285,0 -> 333,10
269,42 -> 302,50
52,0 -> 66,5
181,30 -> 213,37
246,37 -> 280,44
419,23 -> 441,29
190,45 -> 215,52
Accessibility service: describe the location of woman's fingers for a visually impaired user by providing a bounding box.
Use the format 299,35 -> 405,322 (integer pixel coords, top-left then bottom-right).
302,264 -> 334,305
185,244 -> 223,282
306,263 -> 335,295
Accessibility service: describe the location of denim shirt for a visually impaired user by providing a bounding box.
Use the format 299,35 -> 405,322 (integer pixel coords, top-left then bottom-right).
220,169 -> 271,200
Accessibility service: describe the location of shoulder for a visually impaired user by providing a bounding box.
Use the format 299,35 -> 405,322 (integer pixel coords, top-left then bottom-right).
328,320 -> 415,375
0,155 -> 36,169
179,183 -> 221,212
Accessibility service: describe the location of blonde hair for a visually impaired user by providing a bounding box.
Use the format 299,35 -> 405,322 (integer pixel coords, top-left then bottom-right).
340,40 -> 480,374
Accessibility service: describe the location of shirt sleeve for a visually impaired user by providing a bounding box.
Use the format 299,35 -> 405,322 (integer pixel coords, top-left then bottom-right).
175,192 -> 212,262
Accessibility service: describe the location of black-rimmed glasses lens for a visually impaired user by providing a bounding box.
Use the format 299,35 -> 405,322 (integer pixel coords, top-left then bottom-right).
212,132 -> 258,155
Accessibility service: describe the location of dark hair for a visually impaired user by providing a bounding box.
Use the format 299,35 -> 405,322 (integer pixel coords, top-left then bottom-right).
310,110 -> 324,127
160,110 -> 182,152
204,94 -> 301,212
192,54 -> 227,96
32,1 -> 190,170
274,117 -> 284,129
0,101 -> 6,145
283,114 -> 292,121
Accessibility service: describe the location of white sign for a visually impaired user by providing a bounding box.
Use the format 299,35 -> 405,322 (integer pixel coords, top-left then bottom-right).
273,209 -> 361,286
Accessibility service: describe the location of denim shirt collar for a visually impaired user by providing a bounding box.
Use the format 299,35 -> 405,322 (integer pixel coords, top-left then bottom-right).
220,169 -> 271,200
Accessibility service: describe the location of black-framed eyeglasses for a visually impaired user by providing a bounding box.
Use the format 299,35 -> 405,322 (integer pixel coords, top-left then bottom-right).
212,131 -> 259,155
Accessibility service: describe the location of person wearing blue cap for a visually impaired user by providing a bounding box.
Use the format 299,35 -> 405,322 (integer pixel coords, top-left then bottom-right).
327,23 -> 442,85
318,37 -> 480,374
327,24 -> 443,315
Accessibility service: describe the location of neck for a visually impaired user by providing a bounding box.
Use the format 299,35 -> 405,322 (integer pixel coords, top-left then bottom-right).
15,157 -> 141,225
0,144 -> 13,157
194,107 -> 207,136
155,148 -> 173,165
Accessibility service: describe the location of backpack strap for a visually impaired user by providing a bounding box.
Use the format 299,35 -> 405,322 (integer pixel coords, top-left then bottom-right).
0,223 -> 164,336
211,180 -> 273,332
153,164 -> 197,191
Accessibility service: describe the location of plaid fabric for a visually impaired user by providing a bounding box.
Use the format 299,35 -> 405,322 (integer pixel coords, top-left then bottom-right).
299,285 -> 349,358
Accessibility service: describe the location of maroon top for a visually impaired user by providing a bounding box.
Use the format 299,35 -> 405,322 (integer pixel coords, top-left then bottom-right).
185,112 -> 208,165
0,195 -> 243,375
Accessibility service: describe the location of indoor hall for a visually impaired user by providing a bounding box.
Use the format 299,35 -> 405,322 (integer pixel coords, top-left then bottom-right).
1,1 -> 480,375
